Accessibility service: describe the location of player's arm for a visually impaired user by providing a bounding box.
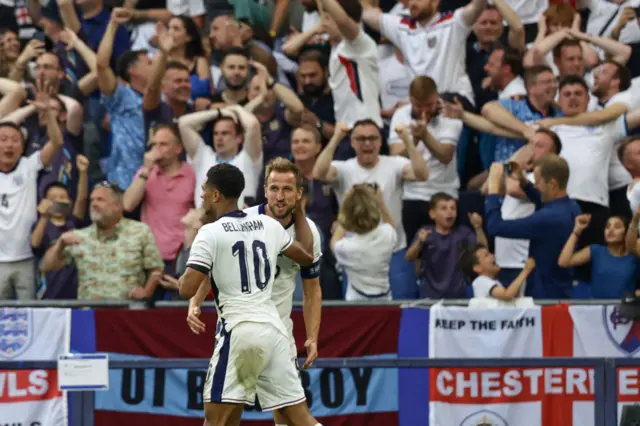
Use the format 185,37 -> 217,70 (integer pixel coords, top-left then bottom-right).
301,276 -> 321,368
179,228 -> 215,299
282,241 -> 313,266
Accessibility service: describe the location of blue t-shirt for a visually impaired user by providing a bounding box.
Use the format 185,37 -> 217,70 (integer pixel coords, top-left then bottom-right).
590,244 -> 638,299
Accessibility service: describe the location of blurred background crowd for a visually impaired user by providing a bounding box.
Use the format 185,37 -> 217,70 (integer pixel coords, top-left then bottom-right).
2,0 -> 640,303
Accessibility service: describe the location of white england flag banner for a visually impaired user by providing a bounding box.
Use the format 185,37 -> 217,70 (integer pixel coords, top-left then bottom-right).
0,308 -> 70,426
428,305 -> 543,426
570,305 -> 640,426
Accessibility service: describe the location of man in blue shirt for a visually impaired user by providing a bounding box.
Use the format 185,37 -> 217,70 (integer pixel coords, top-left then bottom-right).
485,155 -> 581,299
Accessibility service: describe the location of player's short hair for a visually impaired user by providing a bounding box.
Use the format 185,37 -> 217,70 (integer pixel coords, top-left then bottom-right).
617,136 -> 640,163
558,75 -> 589,93
409,76 -> 438,101
536,128 -> 562,154
533,154 -> 570,189
458,243 -> 486,281
602,59 -> 632,92
115,50 -> 147,83
553,39 -> 582,59
205,163 -> 245,198
264,157 -> 304,188
338,184 -> 380,234
293,124 -> 322,145
523,65 -> 554,88
430,192 -> 456,210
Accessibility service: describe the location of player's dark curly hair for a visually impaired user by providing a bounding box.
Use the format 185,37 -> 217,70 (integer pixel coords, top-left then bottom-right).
206,163 -> 245,199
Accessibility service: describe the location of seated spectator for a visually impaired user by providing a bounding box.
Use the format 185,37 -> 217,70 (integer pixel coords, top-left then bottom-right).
485,156 -> 581,299
123,124 -> 196,274
31,155 -> 89,299
459,244 -> 535,301
559,213 -> 639,299
331,184 -> 396,301
405,193 -> 488,299
41,182 -> 165,300
0,90 -> 64,300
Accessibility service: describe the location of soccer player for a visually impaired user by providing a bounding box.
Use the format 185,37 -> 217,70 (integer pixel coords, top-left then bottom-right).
179,164 -> 323,426
188,157 -> 323,426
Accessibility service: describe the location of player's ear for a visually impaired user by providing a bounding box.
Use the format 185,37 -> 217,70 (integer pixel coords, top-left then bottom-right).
296,187 -> 303,201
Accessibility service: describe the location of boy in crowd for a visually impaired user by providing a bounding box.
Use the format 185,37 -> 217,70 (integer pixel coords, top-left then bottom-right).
459,244 -> 536,300
405,192 -> 487,298
30,155 -> 89,299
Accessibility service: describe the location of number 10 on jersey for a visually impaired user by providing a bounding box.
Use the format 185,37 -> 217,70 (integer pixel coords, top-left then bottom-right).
232,240 -> 272,294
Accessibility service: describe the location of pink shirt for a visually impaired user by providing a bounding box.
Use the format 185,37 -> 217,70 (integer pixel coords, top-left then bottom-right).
139,163 -> 196,260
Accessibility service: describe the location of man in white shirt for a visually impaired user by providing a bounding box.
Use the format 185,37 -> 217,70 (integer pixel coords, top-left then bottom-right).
178,105 -> 263,208
362,0 -> 489,106
483,44 -> 527,100
620,137 -> 640,213
312,120 -> 428,299
319,0 -> 382,127
0,96 -> 65,299
388,76 -> 463,243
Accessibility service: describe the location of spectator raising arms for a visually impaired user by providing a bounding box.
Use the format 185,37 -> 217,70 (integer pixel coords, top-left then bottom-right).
559,213 -> 639,299
331,184 -> 397,301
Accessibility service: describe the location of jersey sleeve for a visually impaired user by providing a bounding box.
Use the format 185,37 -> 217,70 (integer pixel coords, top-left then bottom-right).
301,219 -> 323,279
439,117 -> 463,146
276,224 -> 294,253
379,13 -> 404,49
388,107 -> 410,146
186,226 -> 217,275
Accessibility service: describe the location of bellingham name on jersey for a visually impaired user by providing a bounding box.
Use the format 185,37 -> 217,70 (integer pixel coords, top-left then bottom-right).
221,220 -> 265,233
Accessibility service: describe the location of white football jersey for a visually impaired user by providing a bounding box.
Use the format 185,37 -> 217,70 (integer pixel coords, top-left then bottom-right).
244,204 -> 323,336
187,211 -> 293,336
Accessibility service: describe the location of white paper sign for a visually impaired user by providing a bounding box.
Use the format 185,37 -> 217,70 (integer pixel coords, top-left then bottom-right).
57,353 -> 109,391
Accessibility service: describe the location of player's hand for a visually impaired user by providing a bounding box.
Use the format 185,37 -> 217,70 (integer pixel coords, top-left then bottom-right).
187,305 -> 206,334
301,339 -> 318,369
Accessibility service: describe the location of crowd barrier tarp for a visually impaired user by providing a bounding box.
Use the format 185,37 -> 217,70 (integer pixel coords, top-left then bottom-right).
0,308 -> 70,426
92,307 -> 401,426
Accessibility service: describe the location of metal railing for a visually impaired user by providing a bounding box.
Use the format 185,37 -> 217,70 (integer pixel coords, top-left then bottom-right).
0,356 -> 619,426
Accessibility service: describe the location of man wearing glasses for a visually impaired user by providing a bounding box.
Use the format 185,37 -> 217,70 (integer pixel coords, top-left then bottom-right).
41,181 -> 165,300
312,119 -> 428,300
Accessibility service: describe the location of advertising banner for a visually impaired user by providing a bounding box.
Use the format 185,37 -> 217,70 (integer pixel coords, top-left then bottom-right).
92,307 -> 401,426
0,308 -> 70,426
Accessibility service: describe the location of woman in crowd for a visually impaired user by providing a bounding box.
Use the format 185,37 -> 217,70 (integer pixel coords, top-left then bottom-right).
331,184 -> 397,301
558,214 -> 639,298
0,29 -> 21,78
164,16 -> 212,99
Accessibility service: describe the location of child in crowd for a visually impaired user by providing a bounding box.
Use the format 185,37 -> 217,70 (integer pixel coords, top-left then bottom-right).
559,214 -> 639,299
459,244 -> 536,300
30,155 -> 89,299
406,192 -> 487,299
331,184 -> 397,300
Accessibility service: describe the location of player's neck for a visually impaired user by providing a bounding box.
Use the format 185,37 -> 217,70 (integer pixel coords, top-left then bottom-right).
265,204 -> 292,227
216,202 -> 242,219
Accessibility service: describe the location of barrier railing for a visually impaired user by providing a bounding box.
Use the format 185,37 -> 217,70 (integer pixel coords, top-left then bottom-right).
0,357 -> 614,426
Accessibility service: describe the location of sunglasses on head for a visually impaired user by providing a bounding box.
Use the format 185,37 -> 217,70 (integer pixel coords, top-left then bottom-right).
94,181 -> 123,193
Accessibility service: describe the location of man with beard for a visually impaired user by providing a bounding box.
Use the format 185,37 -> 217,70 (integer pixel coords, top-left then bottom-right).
0,85 -> 65,300
144,25 -> 193,138
42,180 -> 164,300
297,50 -> 336,143
211,48 -> 250,106
362,0 -> 488,107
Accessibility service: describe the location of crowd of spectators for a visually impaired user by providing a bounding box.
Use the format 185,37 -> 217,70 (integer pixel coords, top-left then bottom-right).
2,0 -> 640,303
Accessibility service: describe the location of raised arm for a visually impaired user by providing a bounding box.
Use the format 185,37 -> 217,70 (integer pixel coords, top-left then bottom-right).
493,0 -> 525,51
569,28 -> 631,65
558,214 -> 593,267
312,123 -> 349,182
38,93 -> 65,169
96,10 -> 126,97
254,61 -> 304,125
144,24 -> 174,111
177,108 -> 221,158
443,98 -> 524,138
361,6 -> 382,33
282,24 -> 324,57
524,29 -> 569,68
318,0 -> 360,41
0,79 -> 27,117
224,105 -> 262,162
461,0 -> 489,27
57,0 -> 81,33
627,207 -> 640,257
396,126 -> 429,181
481,101 -> 532,137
